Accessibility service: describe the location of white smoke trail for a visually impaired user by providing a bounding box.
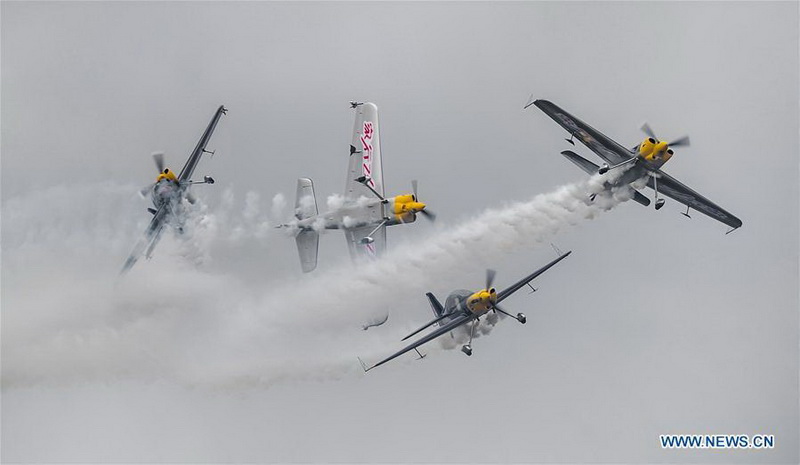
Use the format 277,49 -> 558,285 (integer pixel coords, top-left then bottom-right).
2,174 -> 631,388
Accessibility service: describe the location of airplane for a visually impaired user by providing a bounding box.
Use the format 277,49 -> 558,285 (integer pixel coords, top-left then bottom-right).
527,98 -> 742,232
121,105 -> 227,273
359,251 -> 571,372
286,102 -> 435,273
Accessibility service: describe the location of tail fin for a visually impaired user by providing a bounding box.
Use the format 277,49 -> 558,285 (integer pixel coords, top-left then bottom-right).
294,178 -> 319,273
426,292 -> 444,317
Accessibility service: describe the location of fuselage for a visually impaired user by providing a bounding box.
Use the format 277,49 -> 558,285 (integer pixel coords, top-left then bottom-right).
441,287 -> 498,322
295,193 -> 426,231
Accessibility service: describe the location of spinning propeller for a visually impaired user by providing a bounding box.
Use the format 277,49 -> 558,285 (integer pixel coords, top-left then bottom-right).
640,122 -> 691,148
138,152 -> 172,197
483,268 -> 526,324
411,179 -> 436,222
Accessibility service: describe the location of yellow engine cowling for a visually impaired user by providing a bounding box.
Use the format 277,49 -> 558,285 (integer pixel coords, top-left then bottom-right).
391,194 -> 426,223
638,138 -> 673,165
156,168 -> 177,183
466,288 -> 497,314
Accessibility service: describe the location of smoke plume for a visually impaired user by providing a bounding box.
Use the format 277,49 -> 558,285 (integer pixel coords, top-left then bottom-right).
2,174 -> 630,388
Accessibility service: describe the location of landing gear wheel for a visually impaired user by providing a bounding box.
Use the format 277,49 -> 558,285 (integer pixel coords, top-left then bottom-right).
461,344 -> 473,356
517,313 -> 527,324
655,198 -> 665,210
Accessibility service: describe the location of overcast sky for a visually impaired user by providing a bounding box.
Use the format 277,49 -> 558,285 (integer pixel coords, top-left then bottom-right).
2,1 -> 798,463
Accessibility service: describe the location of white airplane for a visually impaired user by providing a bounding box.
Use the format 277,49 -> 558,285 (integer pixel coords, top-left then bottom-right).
285,102 -> 434,272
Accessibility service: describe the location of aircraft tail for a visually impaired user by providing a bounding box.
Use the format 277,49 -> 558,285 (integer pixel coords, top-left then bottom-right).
561,150 -> 651,207
426,292 -> 444,317
294,178 -> 319,273
561,150 -> 601,175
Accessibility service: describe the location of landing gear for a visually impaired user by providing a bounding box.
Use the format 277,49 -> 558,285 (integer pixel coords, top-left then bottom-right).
517,313 -> 527,324
652,173 -> 665,210
462,318 -> 478,357
565,133 -> 575,146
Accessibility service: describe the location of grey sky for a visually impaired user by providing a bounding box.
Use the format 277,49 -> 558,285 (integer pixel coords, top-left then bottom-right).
2,1 -> 798,463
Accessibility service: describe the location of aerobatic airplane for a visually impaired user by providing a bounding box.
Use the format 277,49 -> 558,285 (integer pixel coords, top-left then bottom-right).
121,105 -> 227,274
359,251 -> 571,372
528,98 -> 742,232
287,102 -> 435,273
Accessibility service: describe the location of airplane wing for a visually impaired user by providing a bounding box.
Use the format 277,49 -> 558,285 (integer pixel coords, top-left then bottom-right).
120,206 -> 169,274
363,313 -> 476,371
532,99 -> 633,166
177,105 -> 227,182
496,251 -> 572,303
648,173 -> 743,229
345,224 -> 386,261
345,103 -> 385,201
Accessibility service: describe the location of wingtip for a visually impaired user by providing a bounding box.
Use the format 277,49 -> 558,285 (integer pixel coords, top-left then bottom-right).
523,93 -> 537,109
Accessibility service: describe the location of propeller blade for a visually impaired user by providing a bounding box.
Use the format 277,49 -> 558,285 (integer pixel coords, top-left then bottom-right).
411,179 -> 418,200
640,122 -> 658,141
668,135 -> 691,147
419,209 -> 436,222
152,152 -> 165,173
485,269 -> 496,290
138,182 -> 155,198
492,303 -> 511,316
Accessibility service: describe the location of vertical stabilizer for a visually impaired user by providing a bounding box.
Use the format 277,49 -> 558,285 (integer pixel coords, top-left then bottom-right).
426,292 -> 445,317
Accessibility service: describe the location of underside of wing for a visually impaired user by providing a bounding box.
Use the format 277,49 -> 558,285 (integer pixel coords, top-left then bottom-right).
345,224 -> 386,262
496,251 -> 572,303
648,172 -> 742,229
345,103 -> 385,201
178,105 -> 227,182
365,313 -> 475,371
534,99 -> 633,166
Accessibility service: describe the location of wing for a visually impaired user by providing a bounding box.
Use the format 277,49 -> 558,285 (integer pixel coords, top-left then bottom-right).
177,105 -> 227,182
496,251 -> 572,303
533,99 -> 633,165
120,206 -> 168,274
345,223 -> 386,262
648,172 -> 742,229
345,103 -> 385,201
364,313 -> 475,371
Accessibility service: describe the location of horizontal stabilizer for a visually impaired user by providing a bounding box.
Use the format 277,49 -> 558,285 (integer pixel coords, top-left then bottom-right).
631,190 -> 651,207
561,150 -> 600,175
295,230 -> 319,273
295,178 -> 318,220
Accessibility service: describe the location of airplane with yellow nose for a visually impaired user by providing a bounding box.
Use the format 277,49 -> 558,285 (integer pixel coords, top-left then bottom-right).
285,102 -> 435,273
529,98 -> 742,232
121,105 -> 227,274
359,251 -> 571,372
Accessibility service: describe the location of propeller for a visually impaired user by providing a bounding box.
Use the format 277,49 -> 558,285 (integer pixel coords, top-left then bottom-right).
138,183 -> 155,198
152,152 -> 165,173
640,123 -> 690,148
640,122 -> 658,141
411,179 -> 436,222
138,151 -> 167,198
668,135 -> 691,147
485,268 -> 496,290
